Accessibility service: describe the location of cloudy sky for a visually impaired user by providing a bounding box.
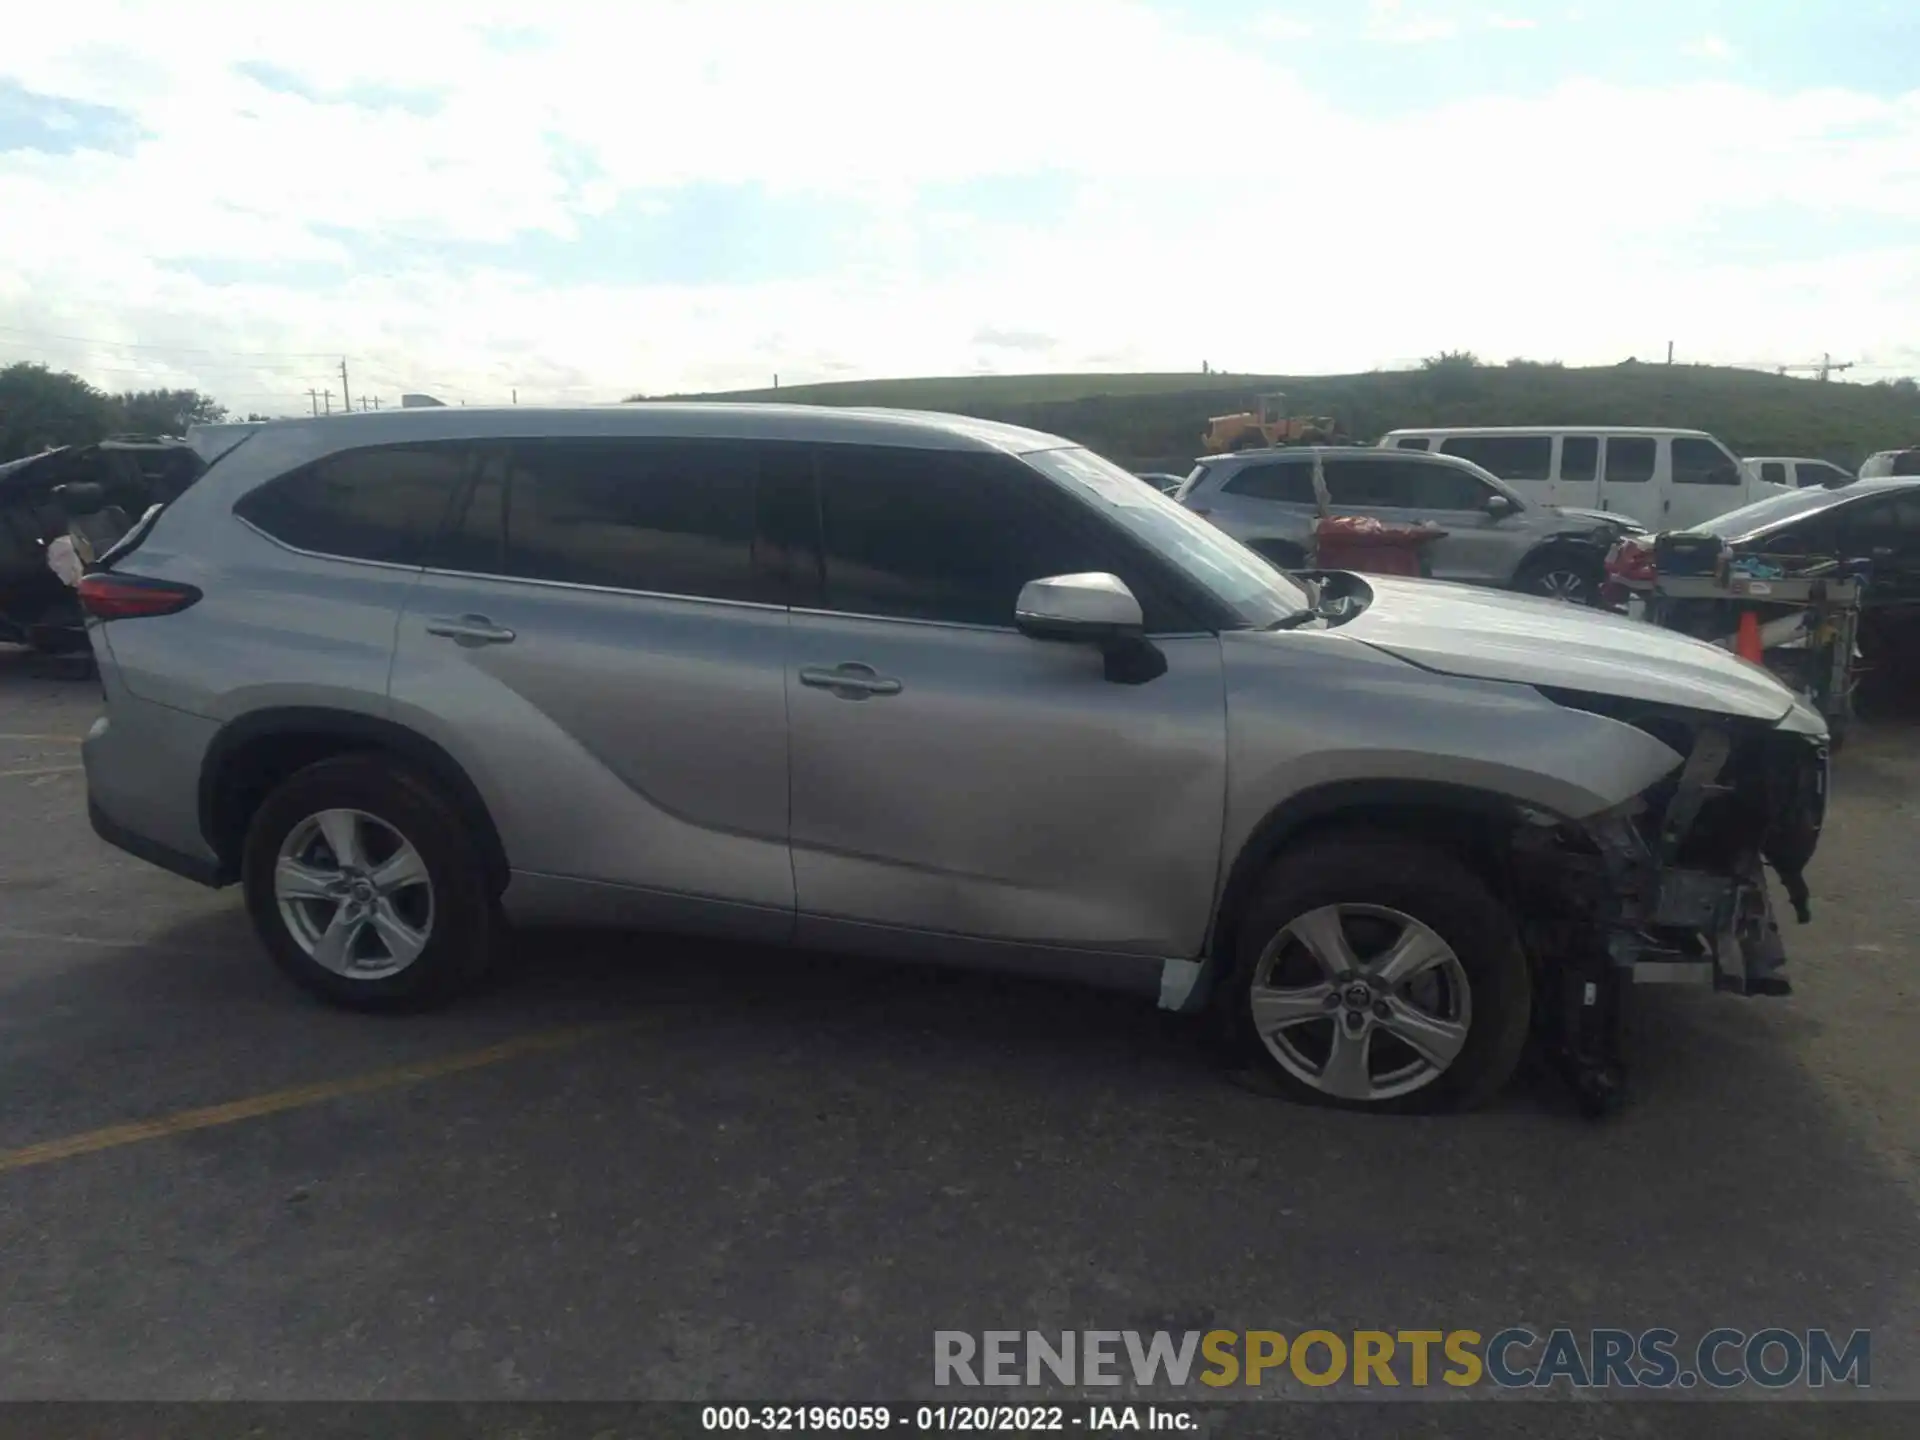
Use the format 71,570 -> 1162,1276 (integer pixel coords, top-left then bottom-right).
0,0 -> 1915,413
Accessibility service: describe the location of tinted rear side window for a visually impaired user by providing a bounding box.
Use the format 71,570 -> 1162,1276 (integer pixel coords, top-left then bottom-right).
1437,435 -> 1552,481
1605,438 -> 1656,483
814,445 -> 1144,629
1220,461 -> 1317,503
499,438 -> 759,601
234,443 -> 468,565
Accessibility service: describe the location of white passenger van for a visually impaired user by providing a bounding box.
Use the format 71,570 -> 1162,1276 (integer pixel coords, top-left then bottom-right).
1377,426 -> 1790,531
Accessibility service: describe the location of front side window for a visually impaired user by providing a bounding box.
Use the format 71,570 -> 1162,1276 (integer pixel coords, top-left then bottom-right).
1672,437 -> 1742,486
1604,437 -> 1656,484
499,438 -> 759,601
1023,446 -> 1308,627
1813,463 -> 1855,489
1394,436 -> 1431,451
1437,435 -> 1552,482
814,446 -> 1120,629
1761,462 -> 1788,487
234,442 -> 468,565
1393,460 -> 1496,511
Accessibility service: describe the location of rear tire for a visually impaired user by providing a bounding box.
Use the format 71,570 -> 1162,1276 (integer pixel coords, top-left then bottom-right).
241,754 -> 503,1011
1219,833 -> 1531,1113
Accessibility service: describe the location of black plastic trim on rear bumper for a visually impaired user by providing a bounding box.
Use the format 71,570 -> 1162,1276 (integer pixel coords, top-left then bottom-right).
88,797 -> 227,888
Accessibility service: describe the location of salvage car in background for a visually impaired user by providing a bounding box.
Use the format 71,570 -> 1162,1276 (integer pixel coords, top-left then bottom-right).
80,405 -> 1824,1119
1176,444 -> 1643,603
0,438 -> 204,653
1611,478 -> 1920,670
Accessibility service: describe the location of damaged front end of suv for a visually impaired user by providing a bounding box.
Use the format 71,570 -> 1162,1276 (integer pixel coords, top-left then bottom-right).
1510,689 -> 1828,1113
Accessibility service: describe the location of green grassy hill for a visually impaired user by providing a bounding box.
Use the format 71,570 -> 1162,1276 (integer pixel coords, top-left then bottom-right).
662,364 -> 1920,473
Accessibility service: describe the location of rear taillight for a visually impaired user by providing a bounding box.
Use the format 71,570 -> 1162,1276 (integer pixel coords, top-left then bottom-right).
76,573 -> 202,620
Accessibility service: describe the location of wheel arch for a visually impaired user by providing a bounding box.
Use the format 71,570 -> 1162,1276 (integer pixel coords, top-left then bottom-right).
1203,779 -> 1535,990
1514,535 -> 1607,581
198,707 -> 509,892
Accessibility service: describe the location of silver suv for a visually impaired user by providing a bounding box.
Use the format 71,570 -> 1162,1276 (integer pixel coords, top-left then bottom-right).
1178,446 -> 1644,602
80,406 -> 1827,1114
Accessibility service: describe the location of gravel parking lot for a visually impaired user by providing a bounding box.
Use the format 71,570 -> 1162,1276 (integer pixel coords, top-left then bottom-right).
1,644 -> 1916,1428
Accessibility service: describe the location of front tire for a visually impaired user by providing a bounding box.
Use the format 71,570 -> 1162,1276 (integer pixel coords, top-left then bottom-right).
1221,834 -> 1530,1113
1515,551 -> 1602,605
241,754 -> 503,1011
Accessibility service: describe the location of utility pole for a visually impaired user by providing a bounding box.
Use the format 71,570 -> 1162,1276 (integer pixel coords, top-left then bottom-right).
1666,340 -> 1674,365
773,374 -> 779,389
323,389 -> 332,415
339,358 -> 352,412
512,388 -> 518,405
308,388 -> 322,416
372,397 -> 381,410
1775,353 -> 1856,381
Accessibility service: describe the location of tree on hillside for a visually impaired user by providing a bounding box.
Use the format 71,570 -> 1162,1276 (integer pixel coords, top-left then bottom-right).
113,388 -> 228,436
0,362 -> 117,460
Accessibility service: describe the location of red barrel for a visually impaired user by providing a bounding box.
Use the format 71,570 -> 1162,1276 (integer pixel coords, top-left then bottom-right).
1313,516 -> 1446,578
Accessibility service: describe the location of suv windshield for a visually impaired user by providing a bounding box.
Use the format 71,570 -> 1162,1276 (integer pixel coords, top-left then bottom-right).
1697,486 -> 1853,540
1024,447 -> 1310,626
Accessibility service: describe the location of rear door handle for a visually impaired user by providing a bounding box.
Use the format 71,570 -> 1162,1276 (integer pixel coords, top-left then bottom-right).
799,662 -> 902,699
425,614 -> 516,646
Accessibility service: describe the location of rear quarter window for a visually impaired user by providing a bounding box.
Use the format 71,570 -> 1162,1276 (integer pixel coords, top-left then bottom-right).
233,442 -> 469,566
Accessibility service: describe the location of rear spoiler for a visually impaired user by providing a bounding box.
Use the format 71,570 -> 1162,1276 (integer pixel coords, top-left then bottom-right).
183,421 -> 267,466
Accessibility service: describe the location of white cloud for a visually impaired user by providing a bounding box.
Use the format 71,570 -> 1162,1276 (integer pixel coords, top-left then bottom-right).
1686,34 -> 1737,62
0,0 -> 1916,409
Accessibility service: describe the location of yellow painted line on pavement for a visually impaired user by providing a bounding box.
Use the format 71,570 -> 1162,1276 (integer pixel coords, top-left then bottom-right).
0,1023 -> 626,1175
0,764 -> 83,780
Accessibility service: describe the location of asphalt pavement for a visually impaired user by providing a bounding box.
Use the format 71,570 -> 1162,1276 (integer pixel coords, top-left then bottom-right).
1,643 -> 1916,1434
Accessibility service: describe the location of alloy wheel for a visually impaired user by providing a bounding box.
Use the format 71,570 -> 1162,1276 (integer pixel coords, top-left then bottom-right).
1248,903 -> 1473,1102
274,808 -> 435,980
1534,568 -> 1589,602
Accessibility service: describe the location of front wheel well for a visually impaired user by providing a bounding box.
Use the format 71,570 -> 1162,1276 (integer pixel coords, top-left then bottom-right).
1208,786 -> 1527,975
199,710 -> 508,892
1515,541 -> 1605,578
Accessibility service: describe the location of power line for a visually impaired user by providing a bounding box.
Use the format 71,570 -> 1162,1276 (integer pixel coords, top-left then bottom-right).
0,323 -> 342,358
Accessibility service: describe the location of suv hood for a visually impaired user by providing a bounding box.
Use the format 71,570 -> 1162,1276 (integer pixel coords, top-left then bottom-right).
1338,575 -> 1794,721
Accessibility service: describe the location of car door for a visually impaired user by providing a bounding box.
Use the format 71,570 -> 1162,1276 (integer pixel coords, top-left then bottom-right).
388,435 -> 795,939
1321,456 -> 1512,583
1668,436 -> 1747,528
1598,436 -> 1661,526
1555,436 -> 1601,509
783,442 -> 1228,966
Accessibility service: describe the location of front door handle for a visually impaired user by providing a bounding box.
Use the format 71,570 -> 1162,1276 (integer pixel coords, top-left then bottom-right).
425,614 -> 516,646
799,662 -> 903,699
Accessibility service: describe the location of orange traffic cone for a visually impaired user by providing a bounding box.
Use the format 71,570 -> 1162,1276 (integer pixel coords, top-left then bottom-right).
1735,610 -> 1764,664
